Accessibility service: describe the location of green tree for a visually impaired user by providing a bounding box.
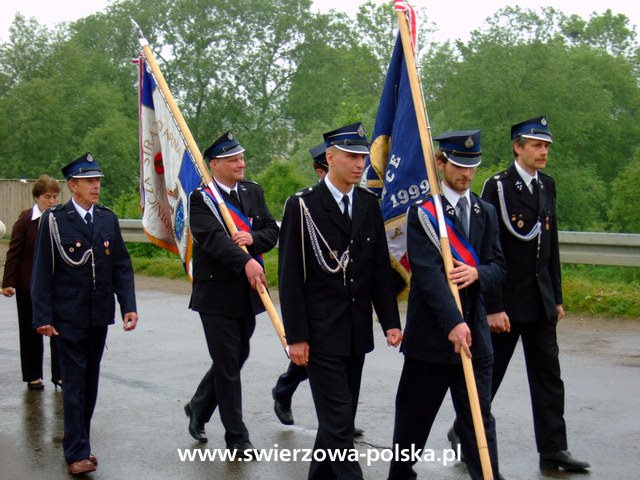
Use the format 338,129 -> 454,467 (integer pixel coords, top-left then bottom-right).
0,35 -> 138,202
0,14 -> 54,96
285,42 -> 382,135
255,161 -> 307,220
112,0 -> 319,172
609,155 -> 640,232
562,9 -> 638,58
419,7 -> 640,230
2,0 -> 639,235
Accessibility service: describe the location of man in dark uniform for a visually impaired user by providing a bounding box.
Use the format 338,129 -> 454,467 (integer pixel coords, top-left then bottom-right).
31,153 -> 138,475
271,142 -> 327,426
271,143 -> 367,435
279,122 -> 402,480
184,131 -> 279,457
480,116 -> 590,471
388,130 -> 506,480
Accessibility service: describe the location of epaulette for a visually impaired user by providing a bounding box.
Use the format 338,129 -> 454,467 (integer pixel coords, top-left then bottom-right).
412,193 -> 435,208
489,169 -> 509,181
293,185 -> 316,197
51,204 -> 66,212
94,204 -> 114,214
356,185 -> 378,197
239,178 -> 264,192
538,170 -> 553,181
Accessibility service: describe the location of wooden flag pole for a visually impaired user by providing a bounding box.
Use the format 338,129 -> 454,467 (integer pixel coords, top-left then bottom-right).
132,20 -> 288,353
395,9 -> 494,480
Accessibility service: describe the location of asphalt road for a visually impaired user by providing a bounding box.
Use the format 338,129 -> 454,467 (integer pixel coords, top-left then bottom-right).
1,273 -> 639,479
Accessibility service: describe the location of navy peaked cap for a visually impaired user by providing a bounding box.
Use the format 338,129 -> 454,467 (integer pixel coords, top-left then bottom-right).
511,116 -> 553,143
323,122 -> 370,154
61,152 -> 104,180
433,129 -> 482,168
203,131 -> 245,161
309,142 -> 328,167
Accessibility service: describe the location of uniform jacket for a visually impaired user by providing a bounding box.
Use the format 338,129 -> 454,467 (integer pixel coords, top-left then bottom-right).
188,180 -> 279,317
481,164 -> 562,323
2,208 -> 39,291
278,180 -> 401,357
31,200 -> 136,329
401,193 -> 506,364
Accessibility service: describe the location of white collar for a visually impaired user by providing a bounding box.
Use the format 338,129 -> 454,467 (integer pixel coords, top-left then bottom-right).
71,198 -> 94,219
31,204 -> 43,221
324,177 -> 354,211
214,178 -> 238,196
441,181 -> 470,209
514,160 -> 538,187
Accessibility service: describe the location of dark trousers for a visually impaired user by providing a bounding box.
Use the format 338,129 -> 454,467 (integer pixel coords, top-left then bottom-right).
56,325 -> 107,464
306,352 -> 365,480
491,318 -> 567,453
388,355 -> 499,480
273,361 -> 308,408
16,288 -> 61,383
190,313 -> 255,445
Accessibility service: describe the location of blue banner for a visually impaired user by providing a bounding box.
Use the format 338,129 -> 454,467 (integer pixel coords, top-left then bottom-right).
363,34 -> 429,295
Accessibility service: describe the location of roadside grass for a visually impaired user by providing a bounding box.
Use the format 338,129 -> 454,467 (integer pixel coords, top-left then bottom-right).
561,264 -> 640,318
128,243 -> 188,280
128,243 -> 279,285
126,243 -> 640,319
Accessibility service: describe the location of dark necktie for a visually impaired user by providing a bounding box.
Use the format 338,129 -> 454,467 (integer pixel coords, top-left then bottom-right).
230,189 -> 242,211
85,212 -> 93,236
342,194 -> 351,229
531,178 -> 539,204
457,196 -> 469,237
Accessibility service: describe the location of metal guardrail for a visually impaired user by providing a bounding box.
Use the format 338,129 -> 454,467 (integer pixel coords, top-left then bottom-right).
558,231 -> 640,267
119,219 -> 149,243
119,220 -> 640,267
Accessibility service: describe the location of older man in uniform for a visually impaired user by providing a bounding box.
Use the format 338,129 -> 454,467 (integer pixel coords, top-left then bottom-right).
31,153 -> 138,475
388,130 -> 506,480
184,131 -> 279,457
480,116 -> 589,471
279,122 -> 402,480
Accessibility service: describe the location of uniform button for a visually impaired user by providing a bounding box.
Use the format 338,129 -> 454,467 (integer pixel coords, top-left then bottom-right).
350,259 -> 354,263
366,237 -> 370,241
351,298 -> 355,303
350,240 -> 354,244
350,278 -> 354,283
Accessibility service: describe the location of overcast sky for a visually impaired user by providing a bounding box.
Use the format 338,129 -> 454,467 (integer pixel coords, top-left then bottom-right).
1,0 -> 638,44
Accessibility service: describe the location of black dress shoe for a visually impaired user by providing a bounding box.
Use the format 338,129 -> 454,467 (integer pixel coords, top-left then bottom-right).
540,450 -> 590,471
272,388 -> 294,425
447,426 -> 464,462
227,441 -> 256,460
354,427 -> 364,437
184,403 -> 207,443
